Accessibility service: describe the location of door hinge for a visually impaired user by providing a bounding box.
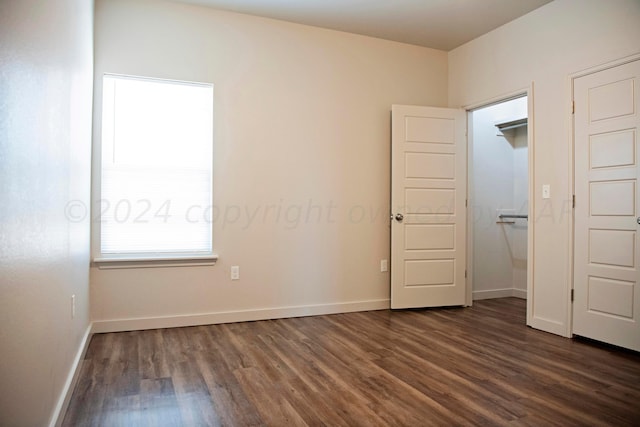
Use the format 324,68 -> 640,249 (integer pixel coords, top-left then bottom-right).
571,101 -> 575,114
571,289 -> 574,302
572,194 -> 575,208
465,270 -> 467,278
465,199 -> 468,207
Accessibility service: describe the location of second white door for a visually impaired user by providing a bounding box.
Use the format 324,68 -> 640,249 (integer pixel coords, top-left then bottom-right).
573,59 -> 640,352
391,105 -> 467,309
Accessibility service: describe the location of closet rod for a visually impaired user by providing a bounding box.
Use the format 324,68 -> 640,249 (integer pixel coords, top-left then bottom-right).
498,214 -> 528,219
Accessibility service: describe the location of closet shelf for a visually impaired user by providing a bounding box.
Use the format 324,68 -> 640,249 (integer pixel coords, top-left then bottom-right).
495,118 -> 528,132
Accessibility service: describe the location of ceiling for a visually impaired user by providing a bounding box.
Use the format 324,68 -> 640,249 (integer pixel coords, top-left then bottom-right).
176,0 -> 553,51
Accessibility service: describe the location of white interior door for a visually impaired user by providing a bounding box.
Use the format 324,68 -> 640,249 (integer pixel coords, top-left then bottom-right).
573,59 -> 640,352
391,105 -> 467,309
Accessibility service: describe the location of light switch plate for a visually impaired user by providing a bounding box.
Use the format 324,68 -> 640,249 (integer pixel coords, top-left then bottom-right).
231,266 -> 240,280
542,184 -> 551,199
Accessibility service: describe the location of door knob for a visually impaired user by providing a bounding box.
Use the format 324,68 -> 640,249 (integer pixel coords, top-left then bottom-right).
395,213 -> 404,222
637,217 -> 640,224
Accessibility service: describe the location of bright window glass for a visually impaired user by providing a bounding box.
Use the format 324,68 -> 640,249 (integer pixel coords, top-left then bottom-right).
100,74 -> 213,255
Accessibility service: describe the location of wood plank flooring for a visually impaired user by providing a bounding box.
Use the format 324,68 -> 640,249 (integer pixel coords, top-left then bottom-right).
62,298 -> 640,426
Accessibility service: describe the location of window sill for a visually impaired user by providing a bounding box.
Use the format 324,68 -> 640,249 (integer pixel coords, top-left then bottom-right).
93,254 -> 218,269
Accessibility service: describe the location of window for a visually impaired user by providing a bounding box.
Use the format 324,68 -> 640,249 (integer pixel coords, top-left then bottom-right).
97,74 -> 214,263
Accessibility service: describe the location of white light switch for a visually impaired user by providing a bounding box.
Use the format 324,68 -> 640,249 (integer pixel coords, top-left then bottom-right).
231,266 -> 240,280
381,259 -> 388,272
542,184 -> 551,199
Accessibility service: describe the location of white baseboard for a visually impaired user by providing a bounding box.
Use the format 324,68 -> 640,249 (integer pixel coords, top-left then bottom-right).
473,288 -> 527,301
50,324 -> 93,427
92,298 -> 391,333
512,288 -> 527,299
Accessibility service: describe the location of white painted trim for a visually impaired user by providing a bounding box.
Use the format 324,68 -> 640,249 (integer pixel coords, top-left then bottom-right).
513,288 -> 528,300
565,69 -> 577,338
473,289 -> 514,300
569,52 -> 640,80
462,87 -> 531,112
92,299 -> 390,333
472,288 -> 526,301
465,110 -> 474,307
94,254 -> 218,269
526,82 -> 536,329
50,324 -> 93,427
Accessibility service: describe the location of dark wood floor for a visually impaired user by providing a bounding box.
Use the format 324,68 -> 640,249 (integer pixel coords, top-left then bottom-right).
62,298 -> 640,426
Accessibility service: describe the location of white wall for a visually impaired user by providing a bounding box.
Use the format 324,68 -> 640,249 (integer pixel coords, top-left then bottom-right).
471,98 -> 528,300
91,0 -> 448,331
0,1 -> 93,425
449,0 -> 640,335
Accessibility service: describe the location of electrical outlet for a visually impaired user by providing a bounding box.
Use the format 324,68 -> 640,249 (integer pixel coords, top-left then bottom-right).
381,259 -> 388,272
71,294 -> 76,318
231,266 -> 240,280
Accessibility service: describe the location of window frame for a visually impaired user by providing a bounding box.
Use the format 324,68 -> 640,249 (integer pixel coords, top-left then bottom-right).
92,73 -> 218,268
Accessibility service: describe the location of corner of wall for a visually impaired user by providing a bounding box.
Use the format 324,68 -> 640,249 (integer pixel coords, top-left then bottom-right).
49,324 -> 93,427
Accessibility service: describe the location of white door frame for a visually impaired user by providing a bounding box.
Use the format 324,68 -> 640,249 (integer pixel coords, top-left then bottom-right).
462,86 -> 535,327
569,52 -> 640,337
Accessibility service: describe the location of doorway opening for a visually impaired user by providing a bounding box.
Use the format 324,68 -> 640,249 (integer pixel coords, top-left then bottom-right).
468,95 -> 530,315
